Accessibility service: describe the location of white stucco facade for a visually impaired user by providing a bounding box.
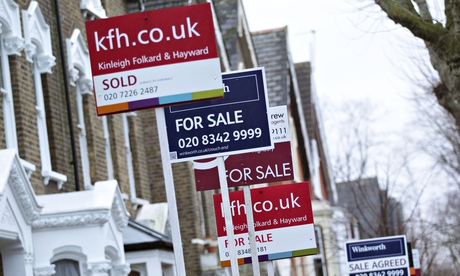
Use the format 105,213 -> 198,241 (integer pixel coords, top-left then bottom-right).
0,149 -> 131,276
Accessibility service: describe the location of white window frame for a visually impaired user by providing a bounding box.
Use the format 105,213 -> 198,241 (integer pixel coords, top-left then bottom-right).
66,29 -> 93,190
22,1 -> 67,189
53,259 -> 81,276
50,246 -> 86,276
123,113 -> 148,207
1,31 -> 18,150
311,139 -> 323,200
82,5 -> 114,184
103,116 -> 114,180
313,226 -> 327,276
80,0 -> 107,19
0,0 -> 36,177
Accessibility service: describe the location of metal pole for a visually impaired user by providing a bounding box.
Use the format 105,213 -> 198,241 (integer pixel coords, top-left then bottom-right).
156,108 -> 186,275
244,186 -> 260,276
218,156 -> 239,275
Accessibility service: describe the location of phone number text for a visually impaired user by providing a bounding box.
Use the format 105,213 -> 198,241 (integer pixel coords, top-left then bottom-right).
353,269 -> 406,276
102,86 -> 158,101
222,246 -> 268,258
177,128 -> 262,149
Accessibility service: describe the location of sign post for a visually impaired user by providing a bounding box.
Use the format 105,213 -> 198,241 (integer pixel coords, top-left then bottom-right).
162,68 -> 272,274
411,249 -> 421,276
192,105 -> 292,276
86,4 -> 226,275
243,186 -> 260,276
156,108 -> 186,276
193,105 -> 292,275
217,157 -> 240,275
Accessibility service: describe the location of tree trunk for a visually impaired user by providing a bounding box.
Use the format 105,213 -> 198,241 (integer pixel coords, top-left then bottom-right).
374,0 -> 460,128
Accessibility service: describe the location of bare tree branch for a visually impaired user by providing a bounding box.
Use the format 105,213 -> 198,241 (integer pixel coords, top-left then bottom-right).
375,0 -> 446,43
373,0 -> 460,128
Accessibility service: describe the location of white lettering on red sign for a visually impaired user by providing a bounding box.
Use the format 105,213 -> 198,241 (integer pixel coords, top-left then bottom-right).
220,192 -> 301,218
175,110 -> 244,132
93,17 -> 201,52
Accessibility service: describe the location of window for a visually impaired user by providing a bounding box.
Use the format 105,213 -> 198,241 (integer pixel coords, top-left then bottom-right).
81,5 -> 114,184
53,259 -> 81,276
22,1 -> 67,188
103,116 -> 114,180
311,139 -> 323,200
129,263 -> 146,276
123,113 -> 148,207
162,263 -> 174,276
313,226 -> 327,276
66,29 -> 93,189
80,0 -> 107,20
1,0 -> 36,176
0,32 -> 4,90
0,31 -> 17,150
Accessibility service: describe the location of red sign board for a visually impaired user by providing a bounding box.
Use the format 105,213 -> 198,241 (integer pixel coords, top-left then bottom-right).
213,182 -> 317,266
85,3 -> 223,115
194,106 -> 293,190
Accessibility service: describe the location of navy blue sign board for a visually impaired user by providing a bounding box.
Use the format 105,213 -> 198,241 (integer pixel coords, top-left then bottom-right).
164,67 -> 273,163
345,235 -> 410,276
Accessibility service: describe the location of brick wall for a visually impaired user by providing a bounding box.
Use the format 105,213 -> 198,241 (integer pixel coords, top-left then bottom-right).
10,49 -> 44,193
3,1 -> 214,275
173,162 -> 204,275
138,108 -> 205,274
83,94 -> 109,183
128,114 -> 150,200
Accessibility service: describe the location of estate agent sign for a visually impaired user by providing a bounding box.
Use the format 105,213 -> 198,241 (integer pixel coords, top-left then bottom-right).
193,105 -> 293,191
345,235 -> 410,276
213,182 -> 317,267
164,68 -> 272,162
86,3 -> 223,115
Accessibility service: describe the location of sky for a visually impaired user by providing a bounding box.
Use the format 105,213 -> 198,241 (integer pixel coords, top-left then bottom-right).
242,1 -> 446,207
242,0 -> 415,130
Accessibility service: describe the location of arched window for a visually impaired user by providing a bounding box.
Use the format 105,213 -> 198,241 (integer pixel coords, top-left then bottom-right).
66,29 -> 93,190
80,0 -> 115,185
80,0 -> 107,20
79,0 -> 147,208
22,1 -> 67,188
124,112 -> 148,207
313,226 -> 327,276
53,259 -> 81,276
128,263 -> 145,276
0,0 -> 36,176
50,246 -> 86,276
128,270 -> 141,276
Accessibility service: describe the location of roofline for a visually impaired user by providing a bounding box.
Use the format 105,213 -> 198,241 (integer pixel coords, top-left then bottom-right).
251,26 -> 287,35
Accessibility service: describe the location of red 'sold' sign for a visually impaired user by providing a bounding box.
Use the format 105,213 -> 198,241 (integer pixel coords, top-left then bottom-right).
85,3 -> 223,115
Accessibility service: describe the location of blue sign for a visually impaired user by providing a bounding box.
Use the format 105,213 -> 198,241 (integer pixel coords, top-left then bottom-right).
347,237 -> 406,261
164,68 -> 272,163
345,236 -> 410,276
